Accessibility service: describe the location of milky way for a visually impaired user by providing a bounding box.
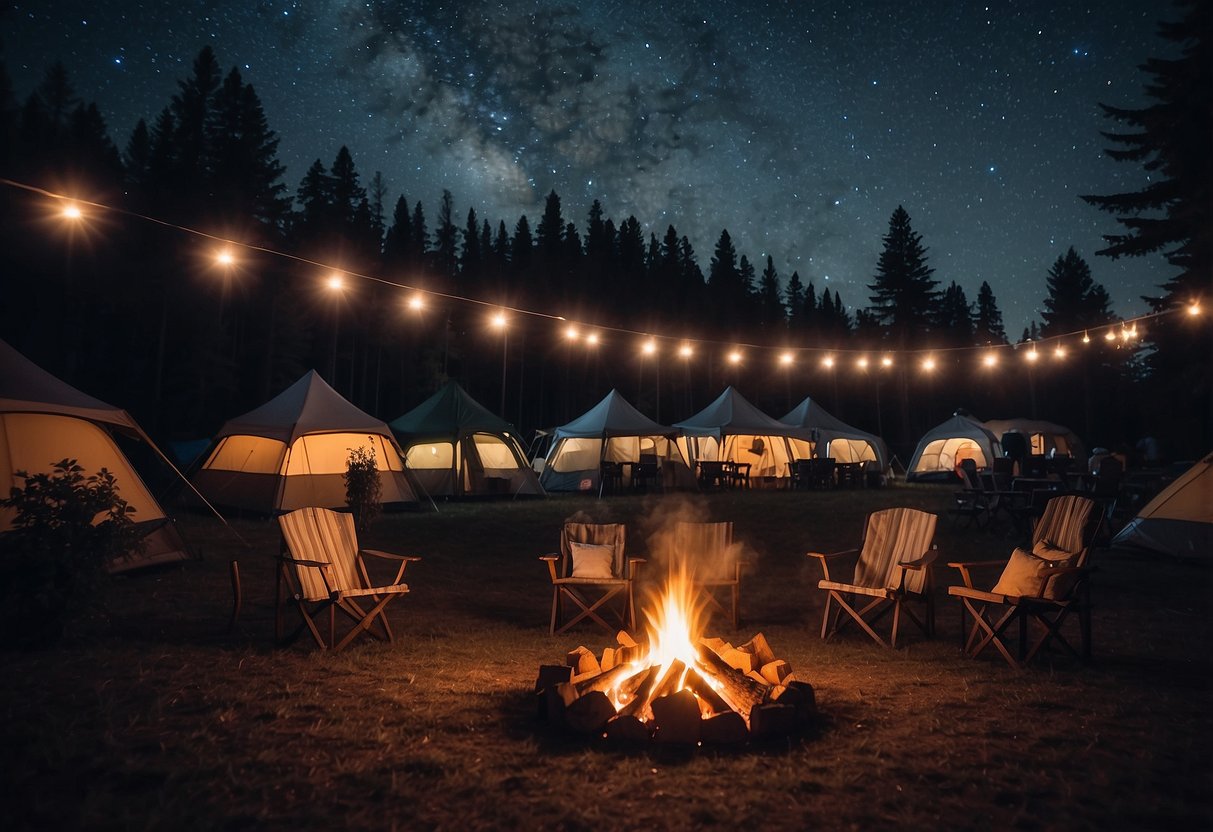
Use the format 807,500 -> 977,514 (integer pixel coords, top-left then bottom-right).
2,0 -> 1171,334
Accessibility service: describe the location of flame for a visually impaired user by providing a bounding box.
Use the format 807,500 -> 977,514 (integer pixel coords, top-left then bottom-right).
606,565 -> 713,717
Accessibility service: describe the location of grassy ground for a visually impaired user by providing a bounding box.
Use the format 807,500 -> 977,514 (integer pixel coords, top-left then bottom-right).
2,484 -> 1210,831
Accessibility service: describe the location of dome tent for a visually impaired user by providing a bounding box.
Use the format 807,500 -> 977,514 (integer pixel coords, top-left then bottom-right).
0,339 -> 190,572
906,412 -> 1002,482
191,371 -> 416,513
390,380 -> 543,498
1112,453 -> 1212,560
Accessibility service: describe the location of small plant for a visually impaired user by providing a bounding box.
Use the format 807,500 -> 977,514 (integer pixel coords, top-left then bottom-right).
344,442 -> 382,531
0,459 -> 143,646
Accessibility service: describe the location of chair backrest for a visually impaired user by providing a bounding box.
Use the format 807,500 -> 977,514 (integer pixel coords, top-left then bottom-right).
958,458 -> 982,491
672,521 -> 735,581
279,507 -> 363,601
559,522 -> 626,579
1032,495 -> 1099,562
853,507 -> 937,593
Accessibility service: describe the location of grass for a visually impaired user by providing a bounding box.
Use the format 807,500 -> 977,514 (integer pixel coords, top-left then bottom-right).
2,484 -> 1211,831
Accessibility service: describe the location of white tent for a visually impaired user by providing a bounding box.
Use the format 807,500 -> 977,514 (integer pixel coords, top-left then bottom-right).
0,339 -> 190,572
191,371 -> 416,513
541,389 -> 695,492
906,412 -> 1002,482
390,380 -> 543,498
984,418 -> 1085,463
1112,453 -> 1213,559
675,387 -> 804,484
780,396 -> 889,471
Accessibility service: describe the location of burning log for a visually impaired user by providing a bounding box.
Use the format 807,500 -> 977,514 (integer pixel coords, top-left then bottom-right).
682,666 -> 732,716
574,661 -> 636,696
567,646 -> 600,676
620,660 -> 686,721
565,690 -> 617,735
650,689 -> 701,744
695,641 -> 767,724
616,664 -> 662,719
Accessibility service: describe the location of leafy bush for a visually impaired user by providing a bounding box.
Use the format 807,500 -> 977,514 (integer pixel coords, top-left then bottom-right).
0,459 -> 143,646
344,442 -> 382,531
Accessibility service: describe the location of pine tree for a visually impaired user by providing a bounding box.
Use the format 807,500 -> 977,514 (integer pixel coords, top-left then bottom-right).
1040,247 -> 1115,336
511,214 -> 533,273
294,159 -> 334,241
784,270 -> 805,331
935,282 -> 975,345
758,255 -> 785,330
974,281 -> 1007,345
410,201 -> 429,259
169,47 -> 222,199
434,189 -> 458,280
535,190 -> 564,260
460,206 -> 482,284
865,205 -> 939,345
207,69 -> 289,234
383,195 -> 412,266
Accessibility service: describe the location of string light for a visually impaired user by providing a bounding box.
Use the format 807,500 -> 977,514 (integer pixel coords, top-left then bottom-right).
1054,344 -> 1066,359
1025,346 -> 1040,363
983,352 -> 998,368
1,178 -> 1201,379
641,339 -> 657,356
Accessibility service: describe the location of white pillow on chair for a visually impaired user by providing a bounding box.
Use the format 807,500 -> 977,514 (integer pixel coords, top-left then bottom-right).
569,542 -> 615,579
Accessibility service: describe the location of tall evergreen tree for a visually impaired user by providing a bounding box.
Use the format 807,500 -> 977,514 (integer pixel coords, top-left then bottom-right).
865,205 -> 939,345
935,282 -> 975,345
383,195 -> 412,266
511,214 -> 533,273
460,206 -> 482,284
207,69 -> 289,233
973,281 -> 1007,344
434,189 -> 459,281
410,200 -> 429,261
1040,247 -> 1115,336
169,47 -> 222,200
758,255 -> 785,330
784,270 -> 805,332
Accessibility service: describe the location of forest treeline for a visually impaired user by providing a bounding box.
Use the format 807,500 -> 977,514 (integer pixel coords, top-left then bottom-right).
0,11 -> 1207,458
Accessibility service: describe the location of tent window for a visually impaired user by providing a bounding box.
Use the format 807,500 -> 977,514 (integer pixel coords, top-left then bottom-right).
829,439 -> 876,464
915,438 -> 986,472
472,433 -> 518,469
205,434 -> 286,474
550,438 -> 602,472
406,442 -> 455,469
289,433 -> 401,476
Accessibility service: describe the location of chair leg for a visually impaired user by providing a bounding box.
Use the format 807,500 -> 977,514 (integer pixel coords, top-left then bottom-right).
549,587 -> 560,635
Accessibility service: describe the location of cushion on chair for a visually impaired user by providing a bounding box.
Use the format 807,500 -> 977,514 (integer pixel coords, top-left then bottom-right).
1032,539 -> 1080,599
570,542 -> 615,579
991,547 -> 1053,598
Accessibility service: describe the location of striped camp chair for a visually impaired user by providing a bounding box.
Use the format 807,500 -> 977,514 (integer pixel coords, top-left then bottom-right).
808,507 -> 939,648
948,495 -> 1103,668
276,507 -> 420,651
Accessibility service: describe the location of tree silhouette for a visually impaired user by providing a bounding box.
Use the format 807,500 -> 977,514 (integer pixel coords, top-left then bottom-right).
865,205 -> 939,346
973,281 -> 1007,345
1040,248 -> 1114,336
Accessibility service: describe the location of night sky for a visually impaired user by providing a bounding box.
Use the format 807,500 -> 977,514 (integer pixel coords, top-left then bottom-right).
2,1 -> 1173,335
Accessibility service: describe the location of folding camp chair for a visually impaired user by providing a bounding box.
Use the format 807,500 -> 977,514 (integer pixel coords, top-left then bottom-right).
671,521 -> 743,628
541,523 -> 643,635
276,507 -> 420,651
948,495 -> 1103,669
808,507 -> 939,648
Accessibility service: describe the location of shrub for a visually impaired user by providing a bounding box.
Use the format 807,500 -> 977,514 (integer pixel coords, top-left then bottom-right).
344,442 -> 382,531
0,459 -> 143,646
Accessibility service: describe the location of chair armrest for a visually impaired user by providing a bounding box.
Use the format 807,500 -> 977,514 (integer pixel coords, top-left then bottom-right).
947,558 -> 1006,589
627,556 -> 645,581
897,548 -> 939,571
361,549 -> 421,562
359,549 -> 419,585
281,556 -> 330,568
540,554 -> 560,582
807,548 -> 859,582
280,556 -> 337,596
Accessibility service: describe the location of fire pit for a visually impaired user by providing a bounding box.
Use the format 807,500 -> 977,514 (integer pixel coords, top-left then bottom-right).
536,569 -> 816,745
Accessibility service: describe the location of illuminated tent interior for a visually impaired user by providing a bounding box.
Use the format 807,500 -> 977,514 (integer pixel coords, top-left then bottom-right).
191,370 -> 416,512
0,339 -> 190,572
674,386 -> 804,484
780,396 -> 889,471
389,380 -> 543,498
906,412 -> 1002,482
983,417 -> 1086,463
1113,453 -> 1213,559
540,389 -> 695,492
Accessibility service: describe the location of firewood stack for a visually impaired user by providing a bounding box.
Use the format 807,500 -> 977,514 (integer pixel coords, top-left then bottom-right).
536,630 -> 817,745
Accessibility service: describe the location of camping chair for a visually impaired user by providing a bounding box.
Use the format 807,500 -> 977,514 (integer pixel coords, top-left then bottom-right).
951,459 -> 992,528
948,495 -> 1103,669
276,507 -> 420,651
671,521 -> 743,628
541,523 -> 643,635
808,507 -> 939,648
631,453 -> 661,492
599,460 -> 624,497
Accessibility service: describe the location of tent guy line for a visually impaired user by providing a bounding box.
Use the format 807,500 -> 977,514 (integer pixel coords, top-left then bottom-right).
5,177 -> 1203,364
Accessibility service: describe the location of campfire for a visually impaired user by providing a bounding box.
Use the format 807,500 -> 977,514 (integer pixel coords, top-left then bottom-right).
536,568 -> 816,744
